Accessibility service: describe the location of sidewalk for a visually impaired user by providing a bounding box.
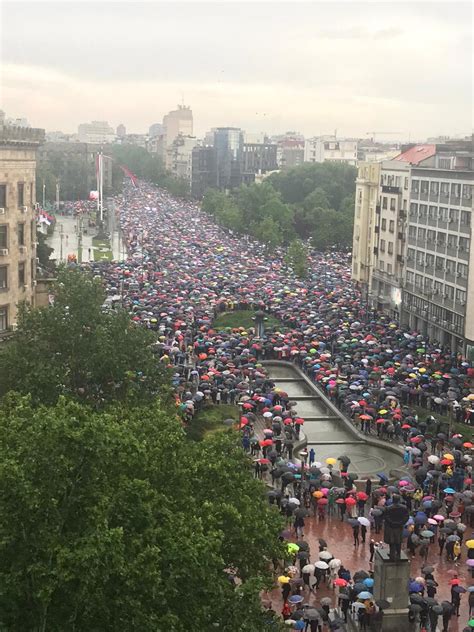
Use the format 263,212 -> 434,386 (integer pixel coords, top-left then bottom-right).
46,216 -> 124,263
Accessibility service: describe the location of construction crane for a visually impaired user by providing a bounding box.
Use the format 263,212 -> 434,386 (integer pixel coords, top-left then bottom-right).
366,131 -> 402,142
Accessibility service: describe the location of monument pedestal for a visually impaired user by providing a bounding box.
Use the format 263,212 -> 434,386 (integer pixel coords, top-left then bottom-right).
373,548 -> 410,632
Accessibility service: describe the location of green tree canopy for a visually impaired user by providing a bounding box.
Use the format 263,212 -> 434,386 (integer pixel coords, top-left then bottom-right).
0,268 -> 170,407
285,239 -> 309,278
0,395 -> 284,631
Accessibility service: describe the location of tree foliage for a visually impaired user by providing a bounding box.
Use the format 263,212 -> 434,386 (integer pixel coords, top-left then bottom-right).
0,395 -> 284,631
0,268 -> 170,407
285,239 -> 309,278
201,162 -> 356,250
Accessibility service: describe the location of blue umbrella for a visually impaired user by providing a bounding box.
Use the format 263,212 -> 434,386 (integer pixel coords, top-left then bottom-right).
293,622 -> 305,631
409,581 -> 424,593
358,591 -> 373,600
288,595 -> 304,604
363,578 -> 374,588
444,488 -> 455,494
415,512 -> 428,524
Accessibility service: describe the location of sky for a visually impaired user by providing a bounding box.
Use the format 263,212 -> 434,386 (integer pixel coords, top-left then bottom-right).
0,1 -> 472,140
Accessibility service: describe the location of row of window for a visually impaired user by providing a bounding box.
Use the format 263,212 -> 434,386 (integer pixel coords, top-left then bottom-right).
381,196 -> 408,211
380,173 -> 409,189
407,227 -> 470,251
411,180 -> 472,199
406,249 -> 469,275
410,203 -> 471,224
406,272 -> 467,302
379,239 -> 394,255
0,262 -> 31,292
0,222 -> 35,249
380,218 -> 396,232
0,183 -> 34,209
404,293 -> 465,329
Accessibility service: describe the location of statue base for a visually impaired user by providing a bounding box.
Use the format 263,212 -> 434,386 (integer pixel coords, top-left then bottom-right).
373,548 -> 410,631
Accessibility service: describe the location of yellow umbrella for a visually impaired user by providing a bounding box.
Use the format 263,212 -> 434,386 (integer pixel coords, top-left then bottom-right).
326,457 -> 337,465
443,453 -> 454,460
278,575 -> 290,584
465,540 -> 474,549
468,394 -> 474,401
419,367 -> 426,373
379,409 -> 388,415
313,490 -> 324,499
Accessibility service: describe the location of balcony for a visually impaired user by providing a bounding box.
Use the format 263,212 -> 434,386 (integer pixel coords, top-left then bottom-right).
397,232 -> 404,240
373,247 -> 378,255
396,254 -> 404,265
382,185 -> 401,194
375,204 -> 381,214
458,249 -> 470,262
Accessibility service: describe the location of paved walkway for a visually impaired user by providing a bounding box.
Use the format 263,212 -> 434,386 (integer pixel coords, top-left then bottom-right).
46,216 -> 124,263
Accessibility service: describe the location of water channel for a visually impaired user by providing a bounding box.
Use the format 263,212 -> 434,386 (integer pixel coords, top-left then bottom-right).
263,361 -> 405,479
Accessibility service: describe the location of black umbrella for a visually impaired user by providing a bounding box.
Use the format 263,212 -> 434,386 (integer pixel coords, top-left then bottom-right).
453,585 -> 466,594
424,597 -> 438,606
409,604 -> 422,613
375,599 -> 390,609
304,608 -> 321,621
431,605 -> 443,615
295,508 -> 309,519
318,538 -> 328,548
410,594 -> 425,605
298,540 -> 310,551
353,570 -> 370,582
441,601 -> 453,613
338,455 -> 351,465
422,565 -> 434,574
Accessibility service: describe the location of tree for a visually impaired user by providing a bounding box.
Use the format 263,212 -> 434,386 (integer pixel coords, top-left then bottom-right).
0,395 -> 284,631
36,232 -> 54,270
255,216 -> 282,248
285,239 -> 309,278
0,268 -> 170,407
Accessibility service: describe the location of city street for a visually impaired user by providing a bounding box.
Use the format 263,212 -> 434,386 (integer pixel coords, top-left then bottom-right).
46,216 -> 124,263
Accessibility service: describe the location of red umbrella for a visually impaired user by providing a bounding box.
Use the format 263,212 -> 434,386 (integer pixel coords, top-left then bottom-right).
401,424 -> 412,429
258,458 -> 271,464
360,414 -> 372,421
336,498 -> 345,504
334,578 -> 348,587
376,418 -> 386,424
317,498 -> 328,505
345,497 -> 356,506
259,439 -> 273,447
295,417 -> 305,425
242,403 -> 253,410
356,492 -> 368,501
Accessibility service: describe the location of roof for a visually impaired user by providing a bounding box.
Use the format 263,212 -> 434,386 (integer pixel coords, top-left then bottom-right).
393,144 -> 436,165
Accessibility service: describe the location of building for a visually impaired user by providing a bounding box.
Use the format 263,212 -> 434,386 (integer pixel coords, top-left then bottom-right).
149,123 -> 163,138
304,135 -> 358,166
0,123 -> 45,333
402,144 -> 473,352
242,141 -> 278,185
163,105 -> 193,149
191,146 -> 217,198
214,127 -> 244,191
351,161 -> 381,303
272,133 -> 305,169
45,131 -> 71,143
116,124 -> 126,138
166,135 -> 198,187
77,121 -> 115,144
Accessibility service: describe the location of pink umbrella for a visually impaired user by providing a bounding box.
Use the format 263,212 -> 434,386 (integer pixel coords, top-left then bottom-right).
433,514 -> 445,521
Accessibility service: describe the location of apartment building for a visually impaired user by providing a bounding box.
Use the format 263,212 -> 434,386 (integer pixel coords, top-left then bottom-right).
304,135 -> 358,166
0,123 -> 44,333
351,161 -> 381,300
370,146 -> 436,318
403,151 -> 473,352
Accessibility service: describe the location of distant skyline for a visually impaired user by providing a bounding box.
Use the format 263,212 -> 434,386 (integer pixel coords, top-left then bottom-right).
1,2 -> 472,141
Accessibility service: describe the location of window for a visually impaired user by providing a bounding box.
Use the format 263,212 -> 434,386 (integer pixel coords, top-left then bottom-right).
0,185 -> 6,209
421,181 -> 429,194
388,242 -> 393,255
430,182 -> 439,195
451,183 -> 461,198
415,274 -> 423,287
406,271 -> 414,283
17,183 -> 24,208
462,184 -> 472,200
445,260 -> 455,275
457,263 -> 468,277
386,263 -> 392,275
416,251 -> 424,265
440,182 -> 450,197
435,257 -> 444,269
447,234 -> 457,250
0,266 -> 7,290
0,306 -> 7,331
390,198 -> 396,211
428,206 -> 436,219
17,223 -> 25,247
434,281 -> 443,295
380,239 -> 386,252
439,207 -> 449,221
407,248 -> 415,261
449,209 -> 459,223
404,177 -> 408,190
381,218 -> 387,230
426,253 -> 435,267
389,220 -> 394,233
408,226 -> 417,239
455,289 -> 466,304
419,204 -> 427,216
0,226 -> 7,250
382,197 -> 388,209
379,260 -> 384,271
461,211 -> 471,225
412,180 -> 420,193
418,228 -> 426,241
18,262 -> 25,287
403,199 -> 407,210
459,237 -> 470,252
410,202 -> 418,215
30,220 -> 35,242
427,230 -> 436,242
445,284 -> 455,299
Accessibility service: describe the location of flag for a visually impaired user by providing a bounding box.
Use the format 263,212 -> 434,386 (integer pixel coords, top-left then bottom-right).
89,190 -> 99,201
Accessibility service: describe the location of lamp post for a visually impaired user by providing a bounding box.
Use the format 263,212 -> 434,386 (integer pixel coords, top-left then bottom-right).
42,179 -> 45,208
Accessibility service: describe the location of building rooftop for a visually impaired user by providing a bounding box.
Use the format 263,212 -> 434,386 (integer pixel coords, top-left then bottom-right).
0,125 -> 45,146
393,144 -> 436,165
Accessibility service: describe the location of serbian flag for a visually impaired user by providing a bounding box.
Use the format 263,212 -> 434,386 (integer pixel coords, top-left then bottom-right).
119,164 -> 138,187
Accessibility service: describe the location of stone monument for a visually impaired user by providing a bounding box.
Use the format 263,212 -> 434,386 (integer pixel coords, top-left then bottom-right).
373,495 -> 410,631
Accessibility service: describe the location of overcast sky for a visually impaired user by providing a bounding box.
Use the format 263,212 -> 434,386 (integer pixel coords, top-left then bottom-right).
1,1 -> 472,140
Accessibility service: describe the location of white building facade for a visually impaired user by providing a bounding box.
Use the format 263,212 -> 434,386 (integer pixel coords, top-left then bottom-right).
304,136 -> 358,166
77,121 -> 115,144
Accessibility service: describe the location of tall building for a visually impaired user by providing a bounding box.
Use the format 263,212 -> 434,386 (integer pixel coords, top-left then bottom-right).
166,135 -> 198,187
77,121 -> 115,144
402,144 -> 473,352
191,146 -> 217,198
304,136 -> 358,166
272,133 -> 305,169
149,123 -> 163,138
369,146 -> 437,318
163,106 -> 193,148
116,123 -> 126,138
351,161 -> 381,300
0,122 -> 45,333
212,128 -> 243,191
242,141 -> 278,185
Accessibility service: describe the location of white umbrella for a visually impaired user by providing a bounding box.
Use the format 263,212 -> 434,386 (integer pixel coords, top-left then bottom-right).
358,517 -> 371,527
315,561 -> 329,570
288,497 -> 300,506
328,558 -> 342,568
302,564 -> 315,574
263,412 -> 273,418
319,551 -> 333,560
428,455 -> 440,464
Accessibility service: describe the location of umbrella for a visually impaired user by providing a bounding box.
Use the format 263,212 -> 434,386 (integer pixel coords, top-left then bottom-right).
358,517 -> 371,527
466,540 -> 474,549
319,551 -> 333,560
334,578 -> 348,587
363,578 -> 374,588
320,597 -> 332,606
409,604 -> 422,613
278,575 -> 290,584
288,595 -> 304,604
302,564 -> 315,574
422,566 -> 434,574
357,591 -> 373,600
315,561 -> 329,570
410,594 -> 425,605
421,530 -> 435,538
304,608 -> 320,621
375,599 -> 390,609
443,487 -> 456,494
452,585 -> 466,594
353,570 -> 370,582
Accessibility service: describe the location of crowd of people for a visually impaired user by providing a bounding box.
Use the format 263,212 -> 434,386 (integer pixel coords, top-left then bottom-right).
82,181 -> 474,630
